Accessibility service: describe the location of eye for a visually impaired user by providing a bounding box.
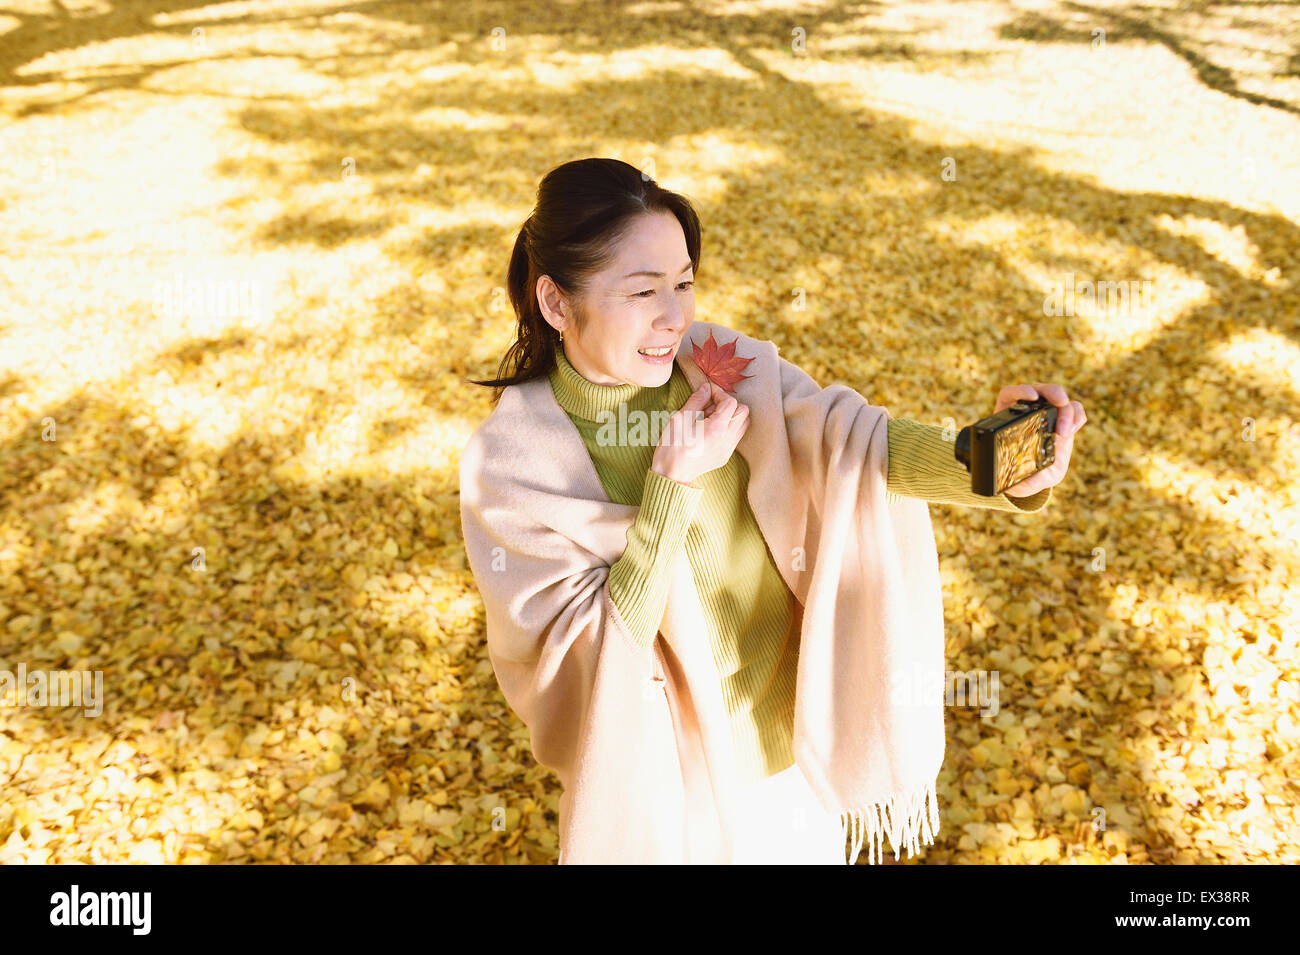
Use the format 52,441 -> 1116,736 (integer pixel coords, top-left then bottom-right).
635,280 -> 693,297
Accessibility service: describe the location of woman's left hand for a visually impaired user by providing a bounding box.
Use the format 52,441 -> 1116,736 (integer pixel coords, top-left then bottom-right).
995,383 -> 1087,497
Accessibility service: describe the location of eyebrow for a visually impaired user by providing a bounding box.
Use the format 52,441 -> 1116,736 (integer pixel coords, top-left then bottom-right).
621,261 -> 694,280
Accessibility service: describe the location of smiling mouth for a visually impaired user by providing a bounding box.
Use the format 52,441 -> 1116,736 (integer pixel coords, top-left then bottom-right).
637,345 -> 676,356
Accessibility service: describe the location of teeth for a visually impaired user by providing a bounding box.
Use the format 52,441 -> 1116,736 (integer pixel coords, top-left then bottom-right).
639,346 -> 673,356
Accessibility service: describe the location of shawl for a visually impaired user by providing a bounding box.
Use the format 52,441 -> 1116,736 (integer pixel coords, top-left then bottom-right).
458,319 -> 946,864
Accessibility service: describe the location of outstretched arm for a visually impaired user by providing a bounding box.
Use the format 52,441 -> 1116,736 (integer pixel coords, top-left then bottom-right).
885,417 -> 1052,512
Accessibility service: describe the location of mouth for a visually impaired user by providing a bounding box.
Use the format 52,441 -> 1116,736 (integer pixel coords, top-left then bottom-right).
637,342 -> 677,365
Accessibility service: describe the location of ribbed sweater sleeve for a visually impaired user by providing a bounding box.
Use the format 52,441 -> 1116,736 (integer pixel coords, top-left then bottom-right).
886,416 -> 1052,512
606,469 -> 703,652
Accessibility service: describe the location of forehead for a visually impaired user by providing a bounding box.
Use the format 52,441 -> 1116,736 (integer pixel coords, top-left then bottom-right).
609,212 -> 689,269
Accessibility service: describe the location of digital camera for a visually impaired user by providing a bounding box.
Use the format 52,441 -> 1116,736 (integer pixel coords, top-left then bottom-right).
954,397 -> 1058,496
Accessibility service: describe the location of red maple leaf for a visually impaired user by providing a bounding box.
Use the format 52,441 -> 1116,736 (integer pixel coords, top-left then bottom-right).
691,329 -> 754,393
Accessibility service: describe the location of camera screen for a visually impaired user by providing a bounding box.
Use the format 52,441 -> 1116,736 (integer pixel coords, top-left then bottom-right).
997,413 -> 1048,490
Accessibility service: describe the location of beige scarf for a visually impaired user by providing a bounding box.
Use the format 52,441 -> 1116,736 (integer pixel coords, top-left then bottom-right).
459,320 -> 946,864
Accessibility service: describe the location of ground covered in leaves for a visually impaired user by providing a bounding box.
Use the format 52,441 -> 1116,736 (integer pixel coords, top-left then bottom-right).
1,0 -> 1297,864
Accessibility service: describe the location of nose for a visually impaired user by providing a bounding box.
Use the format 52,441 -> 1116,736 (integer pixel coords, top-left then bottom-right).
657,298 -> 689,335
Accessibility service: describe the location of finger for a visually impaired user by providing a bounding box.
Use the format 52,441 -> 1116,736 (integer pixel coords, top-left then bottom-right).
1057,401 -> 1087,437
1049,430 -> 1072,473
999,384 -> 1040,402
1059,401 -> 1082,436
717,403 -> 747,434
708,393 -> 737,418
710,382 -> 739,402
996,384 -> 1040,411
1031,382 -> 1070,407
1054,401 -> 1075,437
683,381 -> 712,410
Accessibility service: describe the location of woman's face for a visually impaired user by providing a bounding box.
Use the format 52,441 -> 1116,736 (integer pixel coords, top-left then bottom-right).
538,210 -> 694,388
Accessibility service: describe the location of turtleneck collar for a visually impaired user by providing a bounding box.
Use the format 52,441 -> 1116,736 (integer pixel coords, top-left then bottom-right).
549,345 -> 678,422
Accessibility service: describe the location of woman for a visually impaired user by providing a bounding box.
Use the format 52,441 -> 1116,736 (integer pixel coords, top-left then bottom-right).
460,158 -> 1086,865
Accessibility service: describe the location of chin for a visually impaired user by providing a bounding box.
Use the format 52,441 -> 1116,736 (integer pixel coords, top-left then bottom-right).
634,365 -> 674,388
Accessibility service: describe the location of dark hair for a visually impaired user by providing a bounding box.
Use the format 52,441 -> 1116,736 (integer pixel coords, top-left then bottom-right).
466,158 -> 702,405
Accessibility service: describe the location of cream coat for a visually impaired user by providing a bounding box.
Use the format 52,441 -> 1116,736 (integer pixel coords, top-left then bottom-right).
459,320 -> 947,864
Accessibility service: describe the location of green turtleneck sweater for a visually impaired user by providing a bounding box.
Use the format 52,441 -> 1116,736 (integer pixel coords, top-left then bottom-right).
548,347 -> 1050,785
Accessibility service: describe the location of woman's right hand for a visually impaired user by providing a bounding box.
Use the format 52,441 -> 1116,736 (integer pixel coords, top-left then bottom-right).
651,381 -> 750,486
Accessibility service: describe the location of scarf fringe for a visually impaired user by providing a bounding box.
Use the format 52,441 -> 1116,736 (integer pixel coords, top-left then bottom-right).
839,779 -> 940,865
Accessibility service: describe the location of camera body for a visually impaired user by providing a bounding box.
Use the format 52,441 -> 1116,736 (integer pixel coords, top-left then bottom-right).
954,398 -> 1058,496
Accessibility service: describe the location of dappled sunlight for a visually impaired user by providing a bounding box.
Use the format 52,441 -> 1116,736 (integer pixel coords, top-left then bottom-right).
149,1 -> 366,30
535,44 -> 761,85
1142,450 -> 1300,551
1155,214 -> 1286,289
767,34 -> 1297,221
1216,329 -> 1300,399
926,213 -> 1209,360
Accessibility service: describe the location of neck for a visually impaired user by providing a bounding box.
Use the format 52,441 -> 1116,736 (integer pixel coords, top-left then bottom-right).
549,346 -> 677,422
